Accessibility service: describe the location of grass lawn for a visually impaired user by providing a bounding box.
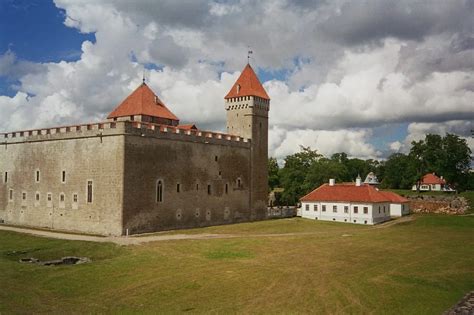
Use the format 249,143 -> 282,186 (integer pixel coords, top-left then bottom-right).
1,215 -> 473,314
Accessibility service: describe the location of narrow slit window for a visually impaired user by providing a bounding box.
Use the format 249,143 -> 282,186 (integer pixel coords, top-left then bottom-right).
176,183 -> 180,193
9,189 -> 13,201
35,193 -> 40,201
4,172 -> 7,183
87,181 -> 93,203
36,170 -> 40,182
207,184 -> 211,195
22,192 -> 26,200
156,180 -> 163,203
225,183 -> 228,194
60,194 -> 65,202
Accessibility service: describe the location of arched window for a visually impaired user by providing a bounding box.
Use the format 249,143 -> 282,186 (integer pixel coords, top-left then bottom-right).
156,180 -> 163,203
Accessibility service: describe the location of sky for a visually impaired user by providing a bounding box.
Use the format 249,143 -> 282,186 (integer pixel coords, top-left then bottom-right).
0,0 -> 473,162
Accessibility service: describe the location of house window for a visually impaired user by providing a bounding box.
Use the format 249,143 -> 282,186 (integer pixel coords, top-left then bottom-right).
62,171 -> 66,183
36,170 -> 40,182
378,206 -> 381,214
363,207 -> 368,214
73,194 -> 78,203
87,180 -> 93,203
305,204 -> 309,211
176,183 -> 180,193
313,204 -> 318,211
207,184 -> 212,195
35,193 -> 40,201
9,189 -> 13,201
322,205 -> 326,212
333,205 -> 337,213
354,206 -> 358,214
383,206 -> 386,213
4,172 -> 7,183
156,180 -> 163,203
22,192 -> 26,200
344,206 -> 349,213
225,183 -> 228,194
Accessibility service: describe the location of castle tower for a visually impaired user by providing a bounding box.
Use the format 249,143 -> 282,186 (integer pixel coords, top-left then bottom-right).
225,64 -> 270,219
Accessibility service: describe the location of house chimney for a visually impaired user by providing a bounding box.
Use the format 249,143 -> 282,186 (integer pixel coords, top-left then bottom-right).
329,179 -> 335,186
356,175 -> 362,187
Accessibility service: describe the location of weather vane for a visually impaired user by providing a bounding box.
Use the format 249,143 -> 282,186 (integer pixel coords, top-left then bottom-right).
142,68 -> 146,84
247,46 -> 253,64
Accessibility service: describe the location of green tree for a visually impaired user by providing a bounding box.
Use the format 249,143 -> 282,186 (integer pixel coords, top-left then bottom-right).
268,157 -> 280,191
380,153 -> 417,189
279,147 -> 322,205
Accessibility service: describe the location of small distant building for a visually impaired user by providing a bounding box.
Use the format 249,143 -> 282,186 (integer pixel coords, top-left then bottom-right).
299,177 -> 409,225
364,172 -> 380,185
412,173 -> 455,192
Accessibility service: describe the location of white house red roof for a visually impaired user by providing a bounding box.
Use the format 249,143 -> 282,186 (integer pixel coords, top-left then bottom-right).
108,83 -> 179,121
300,183 -> 408,203
224,64 -> 270,100
420,173 -> 446,185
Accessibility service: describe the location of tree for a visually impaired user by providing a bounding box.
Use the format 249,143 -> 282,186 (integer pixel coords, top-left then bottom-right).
279,147 -> 322,205
268,157 -> 280,191
380,153 -> 417,189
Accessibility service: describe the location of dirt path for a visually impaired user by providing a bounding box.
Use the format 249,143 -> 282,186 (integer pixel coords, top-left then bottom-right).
0,216 -> 416,246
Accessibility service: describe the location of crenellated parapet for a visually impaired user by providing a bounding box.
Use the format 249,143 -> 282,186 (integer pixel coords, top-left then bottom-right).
0,121 -> 250,148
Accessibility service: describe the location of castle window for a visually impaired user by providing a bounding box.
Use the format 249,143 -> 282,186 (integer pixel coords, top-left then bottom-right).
35,193 -> 40,201
207,184 -> 211,195
196,183 -> 199,190
73,194 -> 78,203
9,189 -> 13,201
22,192 -> 26,200
4,172 -> 7,183
215,156 -> 218,162
36,170 -> 40,183
237,178 -> 241,188
60,193 -> 65,202
363,207 -> 368,214
62,171 -> 66,183
354,206 -> 359,214
156,180 -> 163,203
176,183 -> 180,193
225,183 -> 228,194
87,180 -> 93,203
47,193 -> 52,202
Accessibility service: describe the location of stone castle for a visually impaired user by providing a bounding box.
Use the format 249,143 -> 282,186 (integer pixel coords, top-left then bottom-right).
0,64 -> 270,236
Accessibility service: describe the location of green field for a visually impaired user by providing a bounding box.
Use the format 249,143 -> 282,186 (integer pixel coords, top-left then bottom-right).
1,215 -> 473,314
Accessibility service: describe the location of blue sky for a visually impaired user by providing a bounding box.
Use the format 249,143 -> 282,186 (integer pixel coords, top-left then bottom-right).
0,0 -> 472,160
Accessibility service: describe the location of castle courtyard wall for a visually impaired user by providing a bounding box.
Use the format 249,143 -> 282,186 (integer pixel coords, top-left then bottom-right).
0,123 -> 125,236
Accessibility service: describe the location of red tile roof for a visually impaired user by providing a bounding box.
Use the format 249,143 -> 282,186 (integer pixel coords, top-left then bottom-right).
379,191 -> 409,203
107,83 -> 179,121
300,183 -> 403,203
224,64 -> 270,100
420,173 -> 446,185
177,124 -> 197,130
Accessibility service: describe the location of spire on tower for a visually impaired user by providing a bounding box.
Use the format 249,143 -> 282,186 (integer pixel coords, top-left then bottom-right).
247,47 -> 253,64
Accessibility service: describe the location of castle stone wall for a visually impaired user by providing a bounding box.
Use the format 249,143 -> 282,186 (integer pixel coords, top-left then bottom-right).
0,123 -> 125,236
121,126 -> 252,234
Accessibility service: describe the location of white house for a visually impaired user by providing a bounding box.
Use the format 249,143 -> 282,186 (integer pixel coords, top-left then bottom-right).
412,173 -> 455,192
379,191 -> 410,217
299,178 -> 409,225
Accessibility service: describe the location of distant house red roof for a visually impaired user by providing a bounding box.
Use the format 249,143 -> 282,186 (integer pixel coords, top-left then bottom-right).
420,173 -> 446,185
300,183 -> 406,203
224,64 -> 270,100
107,83 -> 179,121
379,191 -> 409,203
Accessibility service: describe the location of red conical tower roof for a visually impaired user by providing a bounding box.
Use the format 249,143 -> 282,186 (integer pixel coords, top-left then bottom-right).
107,83 -> 179,121
224,64 -> 270,100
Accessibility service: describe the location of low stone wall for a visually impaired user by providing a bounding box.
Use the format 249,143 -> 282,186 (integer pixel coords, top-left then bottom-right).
267,207 -> 296,219
407,195 -> 469,215
444,291 -> 473,315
